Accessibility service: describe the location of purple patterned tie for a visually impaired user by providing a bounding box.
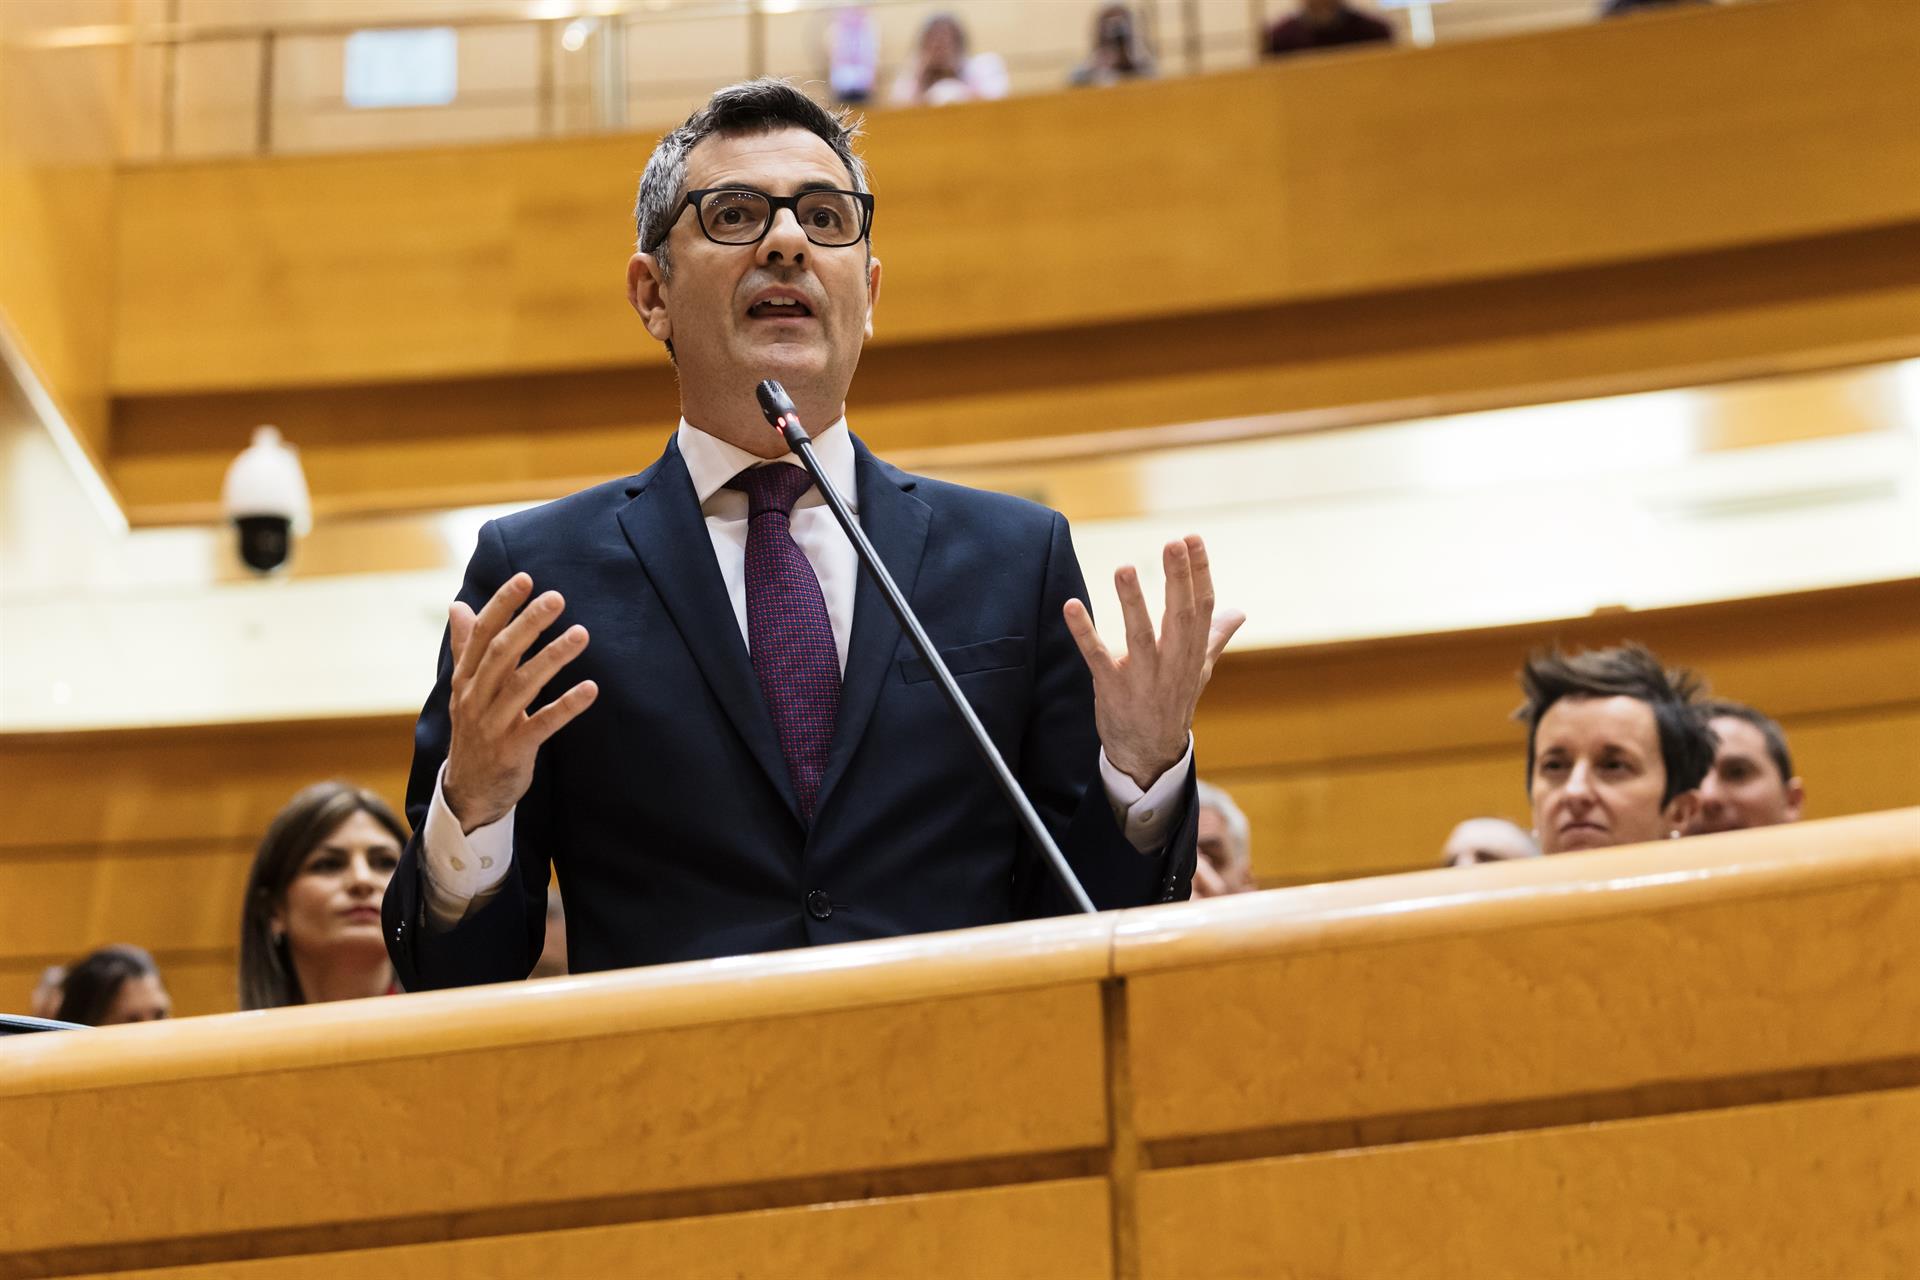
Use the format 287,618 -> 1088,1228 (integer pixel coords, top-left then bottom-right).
728,464 -> 841,822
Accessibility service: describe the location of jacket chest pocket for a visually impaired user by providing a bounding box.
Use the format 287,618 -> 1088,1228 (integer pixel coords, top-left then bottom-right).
898,635 -> 1027,684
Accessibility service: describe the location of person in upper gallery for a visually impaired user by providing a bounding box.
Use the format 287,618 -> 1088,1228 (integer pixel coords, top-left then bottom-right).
384,79 -> 1242,991
54,945 -> 171,1026
888,12 -> 1009,107
1514,644 -> 1716,855
240,782 -> 406,1010
1685,699 -> 1805,836
1192,779 -> 1255,898
824,6 -> 880,107
1263,0 -> 1394,59
1441,817 -> 1540,868
1069,5 -> 1157,89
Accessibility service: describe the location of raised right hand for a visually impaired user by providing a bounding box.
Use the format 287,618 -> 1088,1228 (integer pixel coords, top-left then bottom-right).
442,573 -> 598,833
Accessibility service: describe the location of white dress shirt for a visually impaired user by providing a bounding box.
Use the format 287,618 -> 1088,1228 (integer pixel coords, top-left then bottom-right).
420,418 -> 1191,929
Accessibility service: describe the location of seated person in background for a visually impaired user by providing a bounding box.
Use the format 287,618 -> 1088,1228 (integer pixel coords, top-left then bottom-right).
29,965 -> 66,1019
54,945 -> 170,1026
889,12 -> 1009,107
1514,644 -> 1715,854
530,891 -> 569,980
1264,0 -> 1394,58
1687,699 -> 1805,835
1441,817 -> 1539,868
238,781 -> 407,1010
1193,779 -> 1255,897
1069,4 -> 1156,87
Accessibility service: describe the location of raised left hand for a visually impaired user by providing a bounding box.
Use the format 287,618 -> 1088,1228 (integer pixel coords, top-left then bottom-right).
1062,535 -> 1245,789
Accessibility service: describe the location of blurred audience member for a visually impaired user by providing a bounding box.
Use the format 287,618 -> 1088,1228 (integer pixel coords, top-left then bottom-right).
826,6 -> 881,105
239,781 -> 407,1010
1264,0 -> 1393,58
1070,4 -> 1156,87
1601,0 -> 1712,17
890,13 -> 1009,107
1442,817 -> 1540,868
1192,779 -> 1256,898
531,891 -> 570,980
29,965 -> 67,1019
54,945 -> 171,1026
1687,699 -> 1805,835
1514,645 -> 1715,855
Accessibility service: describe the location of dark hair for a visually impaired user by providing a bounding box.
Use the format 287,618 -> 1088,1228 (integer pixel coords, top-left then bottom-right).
1092,4 -> 1153,72
633,78 -> 871,268
238,781 -> 407,1012
919,13 -> 970,59
1702,698 -> 1795,783
55,944 -> 161,1026
1514,644 -> 1716,806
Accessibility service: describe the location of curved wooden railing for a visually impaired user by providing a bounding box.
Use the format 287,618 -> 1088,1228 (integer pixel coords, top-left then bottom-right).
5,575 -> 1917,1021
4,807 -> 1916,1278
90,0 -> 1920,523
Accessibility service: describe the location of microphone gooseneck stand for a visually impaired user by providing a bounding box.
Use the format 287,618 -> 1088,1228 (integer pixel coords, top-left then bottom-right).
753,379 -> 1098,916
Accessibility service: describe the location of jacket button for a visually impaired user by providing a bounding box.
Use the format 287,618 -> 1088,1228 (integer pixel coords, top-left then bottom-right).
806,889 -> 833,920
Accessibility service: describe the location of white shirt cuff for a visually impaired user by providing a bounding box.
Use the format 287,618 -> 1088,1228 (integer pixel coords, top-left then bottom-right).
421,762 -> 516,931
1099,736 -> 1193,854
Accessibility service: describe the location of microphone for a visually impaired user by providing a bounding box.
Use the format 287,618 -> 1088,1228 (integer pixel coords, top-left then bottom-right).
756,380 -> 809,446
753,380 -> 1097,916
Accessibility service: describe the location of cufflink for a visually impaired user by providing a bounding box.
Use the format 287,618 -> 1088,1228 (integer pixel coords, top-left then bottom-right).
450,856 -> 466,871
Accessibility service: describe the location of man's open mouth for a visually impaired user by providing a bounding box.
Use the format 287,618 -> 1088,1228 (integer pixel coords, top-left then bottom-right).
747,297 -> 813,318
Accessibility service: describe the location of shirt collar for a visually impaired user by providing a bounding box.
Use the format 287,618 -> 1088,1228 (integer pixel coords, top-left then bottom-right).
677,416 -> 858,511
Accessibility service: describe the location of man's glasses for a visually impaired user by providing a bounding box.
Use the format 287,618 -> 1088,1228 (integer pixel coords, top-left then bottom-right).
653,188 -> 876,250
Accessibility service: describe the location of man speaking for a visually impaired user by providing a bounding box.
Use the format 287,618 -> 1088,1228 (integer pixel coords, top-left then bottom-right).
384,80 -> 1242,989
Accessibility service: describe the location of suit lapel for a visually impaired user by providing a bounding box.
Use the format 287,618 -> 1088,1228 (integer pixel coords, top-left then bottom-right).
615,440 -> 802,825
813,442 -> 931,822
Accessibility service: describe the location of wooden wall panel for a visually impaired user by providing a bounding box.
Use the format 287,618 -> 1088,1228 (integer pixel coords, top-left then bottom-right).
1135,1088 -> 1920,1280
0,844 -> 250,961
0,0 -> 127,460
4,581 -> 1915,1017
1121,811 -> 1920,1146
0,716 -> 413,850
98,0 -> 1920,520
6,812 -> 1918,1278
1196,578 -> 1920,882
1220,704 -> 1920,885
105,226 -> 1920,525
0,952 -> 239,1022
106,0 -> 1920,395
77,1179 -> 1112,1280
1,946 -> 1112,1264
0,716 -> 411,1017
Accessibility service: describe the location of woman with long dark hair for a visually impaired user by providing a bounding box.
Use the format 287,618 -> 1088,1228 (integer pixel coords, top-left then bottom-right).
238,781 -> 406,1010
54,945 -> 171,1025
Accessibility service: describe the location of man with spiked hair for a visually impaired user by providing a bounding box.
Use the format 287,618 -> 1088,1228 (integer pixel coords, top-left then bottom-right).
1514,643 -> 1717,855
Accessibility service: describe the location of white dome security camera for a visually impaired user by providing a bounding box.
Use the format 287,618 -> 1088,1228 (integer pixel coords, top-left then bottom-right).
220,425 -> 312,574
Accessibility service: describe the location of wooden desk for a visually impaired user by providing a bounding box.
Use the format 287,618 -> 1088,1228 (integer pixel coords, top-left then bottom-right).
3,808 -> 1916,1278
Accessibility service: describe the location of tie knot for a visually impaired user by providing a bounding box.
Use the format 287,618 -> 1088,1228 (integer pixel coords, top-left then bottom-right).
727,463 -> 815,518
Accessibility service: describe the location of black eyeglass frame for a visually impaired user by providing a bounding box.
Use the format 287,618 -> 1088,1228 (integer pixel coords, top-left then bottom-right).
647,187 -> 877,252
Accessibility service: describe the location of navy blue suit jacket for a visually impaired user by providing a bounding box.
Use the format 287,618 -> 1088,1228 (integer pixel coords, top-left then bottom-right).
384,436 -> 1196,990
